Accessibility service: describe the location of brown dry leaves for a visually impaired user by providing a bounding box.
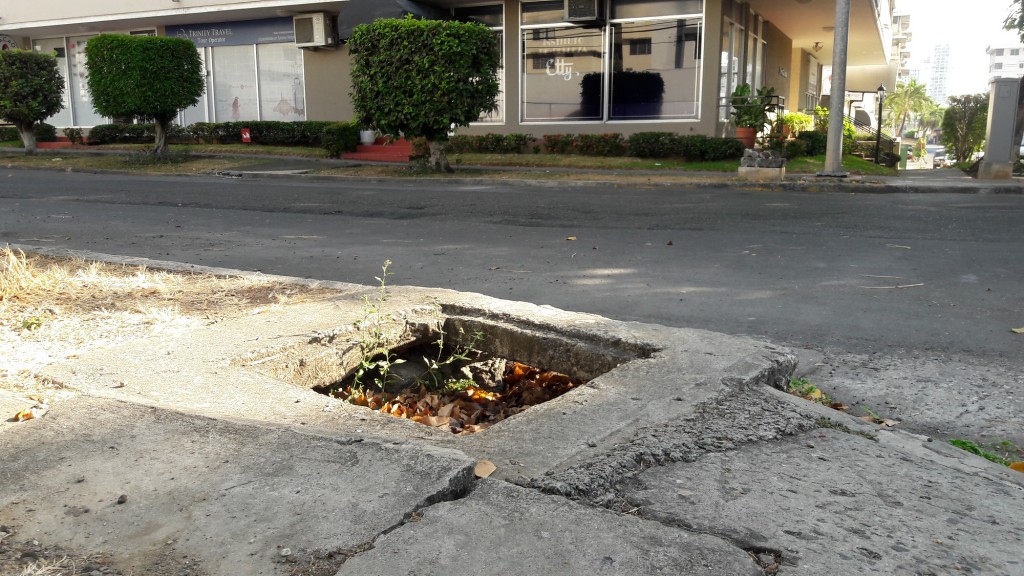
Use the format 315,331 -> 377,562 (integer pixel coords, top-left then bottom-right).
335,362 -> 583,435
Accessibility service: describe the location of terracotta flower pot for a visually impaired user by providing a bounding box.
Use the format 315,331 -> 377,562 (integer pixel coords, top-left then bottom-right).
736,127 -> 757,149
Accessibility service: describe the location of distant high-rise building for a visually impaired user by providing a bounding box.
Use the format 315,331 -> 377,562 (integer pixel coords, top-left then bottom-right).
987,43 -> 1024,82
929,44 -> 950,106
892,10 -> 913,84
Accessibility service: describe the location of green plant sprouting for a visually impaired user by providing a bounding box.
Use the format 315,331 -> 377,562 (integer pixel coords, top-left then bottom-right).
348,260 -> 485,394
351,259 -> 405,390
948,439 -> 1014,467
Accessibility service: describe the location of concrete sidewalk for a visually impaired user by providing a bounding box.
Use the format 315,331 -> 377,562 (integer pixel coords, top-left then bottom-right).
1,254 -> 1022,576
10,146 -> 1024,193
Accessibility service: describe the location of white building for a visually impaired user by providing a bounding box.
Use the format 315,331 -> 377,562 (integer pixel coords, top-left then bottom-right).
987,43 -> 1024,82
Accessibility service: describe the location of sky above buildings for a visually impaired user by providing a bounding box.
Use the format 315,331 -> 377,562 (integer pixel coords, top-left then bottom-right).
900,0 -> 1021,96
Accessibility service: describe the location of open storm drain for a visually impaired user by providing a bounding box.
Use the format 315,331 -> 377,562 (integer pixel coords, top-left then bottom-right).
235,305 -> 652,435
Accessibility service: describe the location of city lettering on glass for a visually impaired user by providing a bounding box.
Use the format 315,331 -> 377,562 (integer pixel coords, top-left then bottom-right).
546,58 -> 579,81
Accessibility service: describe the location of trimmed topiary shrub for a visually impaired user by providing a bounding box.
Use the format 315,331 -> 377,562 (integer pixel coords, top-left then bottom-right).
84,34 -> 203,155
0,50 -> 65,154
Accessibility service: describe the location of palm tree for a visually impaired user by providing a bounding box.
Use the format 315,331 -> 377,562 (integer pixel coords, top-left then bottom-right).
885,80 -> 933,137
917,104 -> 945,144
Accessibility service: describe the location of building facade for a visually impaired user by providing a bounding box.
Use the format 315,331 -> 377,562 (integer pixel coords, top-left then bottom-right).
987,43 -> 1024,82
0,0 -> 894,138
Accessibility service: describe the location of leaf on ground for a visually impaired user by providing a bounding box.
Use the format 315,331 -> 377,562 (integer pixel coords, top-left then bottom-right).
12,407 -> 37,422
1011,327 -> 1024,334
829,402 -> 849,412
859,415 -> 879,424
475,460 -> 497,479
807,389 -> 823,400
565,236 -> 577,241
880,419 -> 899,427
1009,462 -> 1024,473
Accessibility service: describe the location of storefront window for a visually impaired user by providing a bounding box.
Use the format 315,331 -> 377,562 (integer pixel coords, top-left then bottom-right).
32,38 -> 73,127
522,27 -> 604,121
67,35 -> 106,127
521,1 -> 566,26
257,44 -> 304,120
611,20 -> 702,119
212,45 -> 258,122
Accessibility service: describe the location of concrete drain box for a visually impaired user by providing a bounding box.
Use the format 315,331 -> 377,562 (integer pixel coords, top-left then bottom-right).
235,304 -> 654,436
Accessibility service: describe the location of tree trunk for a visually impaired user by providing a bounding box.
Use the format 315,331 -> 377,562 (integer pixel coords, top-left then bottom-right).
152,119 -> 170,156
428,140 -> 454,173
16,123 -> 37,156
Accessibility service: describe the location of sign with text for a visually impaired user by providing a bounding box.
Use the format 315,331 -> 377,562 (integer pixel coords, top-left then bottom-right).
168,18 -> 294,47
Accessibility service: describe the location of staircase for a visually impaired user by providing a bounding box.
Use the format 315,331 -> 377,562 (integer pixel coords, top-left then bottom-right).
341,137 -> 413,163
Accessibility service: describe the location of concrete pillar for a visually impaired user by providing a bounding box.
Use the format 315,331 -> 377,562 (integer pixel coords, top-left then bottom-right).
819,0 -> 851,177
978,78 -> 1021,180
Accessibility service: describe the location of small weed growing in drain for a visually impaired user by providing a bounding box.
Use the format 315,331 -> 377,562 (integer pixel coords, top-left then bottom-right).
948,439 -> 1014,467
788,377 -> 847,411
320,261 -> 586,435
351,260 -> 406,390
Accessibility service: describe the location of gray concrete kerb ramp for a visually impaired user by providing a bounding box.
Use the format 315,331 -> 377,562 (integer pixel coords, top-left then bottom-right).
1,249 -> 1022,576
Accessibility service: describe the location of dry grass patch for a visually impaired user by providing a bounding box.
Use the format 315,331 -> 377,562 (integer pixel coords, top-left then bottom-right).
0,248 -> 336,394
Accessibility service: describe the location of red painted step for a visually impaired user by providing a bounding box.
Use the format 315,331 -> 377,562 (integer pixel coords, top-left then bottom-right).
341,138 -> 413,163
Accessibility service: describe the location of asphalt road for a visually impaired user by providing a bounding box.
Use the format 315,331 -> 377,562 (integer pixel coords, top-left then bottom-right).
2,168 -> 1022,446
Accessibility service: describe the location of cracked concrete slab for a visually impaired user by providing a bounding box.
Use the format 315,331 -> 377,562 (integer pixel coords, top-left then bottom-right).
336,479 -> 764,576
0,396 -> 475,575
4,251 -> 1024,576
617,393 -> 1024,576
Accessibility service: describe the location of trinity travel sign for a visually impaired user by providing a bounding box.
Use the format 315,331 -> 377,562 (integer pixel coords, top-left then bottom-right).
168,18 -> 295,47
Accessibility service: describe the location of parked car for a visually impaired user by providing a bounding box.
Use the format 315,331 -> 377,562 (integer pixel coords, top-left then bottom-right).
933,152 -> 949,168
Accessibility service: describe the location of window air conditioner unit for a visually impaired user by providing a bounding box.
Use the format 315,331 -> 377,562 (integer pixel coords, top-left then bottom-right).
294,13 -> 335,49
564,0 -> 603,23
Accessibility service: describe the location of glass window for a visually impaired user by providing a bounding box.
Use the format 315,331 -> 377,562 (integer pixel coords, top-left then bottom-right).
212,45 -> 258,122
612,0 -> 703,19
522,1 -> 566,25
994,62 -> 1004,70
181,48 -> 209,126
477,32 -> 505,123
32,38 -> 73,127
67,35 -> 107,127
257,43 -> 305,120
612,20 -> 701,119
522,26 -> 604,121
1013,49 -> 1020,55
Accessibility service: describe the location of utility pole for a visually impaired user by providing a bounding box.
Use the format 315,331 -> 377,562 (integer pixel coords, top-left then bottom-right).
820,0 -> 851,177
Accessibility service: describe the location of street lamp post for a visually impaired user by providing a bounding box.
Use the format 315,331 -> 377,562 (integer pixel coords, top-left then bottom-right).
874,84 -> 886,165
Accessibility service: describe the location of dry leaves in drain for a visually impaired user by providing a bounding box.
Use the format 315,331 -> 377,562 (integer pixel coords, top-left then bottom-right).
334,362 -> 583,435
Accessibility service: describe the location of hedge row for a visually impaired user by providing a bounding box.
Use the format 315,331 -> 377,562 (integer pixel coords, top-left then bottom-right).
626,132 -> 745,161
188,121 -> 336,146
446,133 -> 530,154
86,123 -> 192,145
446,132 -> 745,160
0,123 -> 57,142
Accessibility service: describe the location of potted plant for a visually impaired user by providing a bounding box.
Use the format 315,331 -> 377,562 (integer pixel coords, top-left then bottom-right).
359,127 -> 377,146
730,84 -> 777,148
781,111 -> 813,138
